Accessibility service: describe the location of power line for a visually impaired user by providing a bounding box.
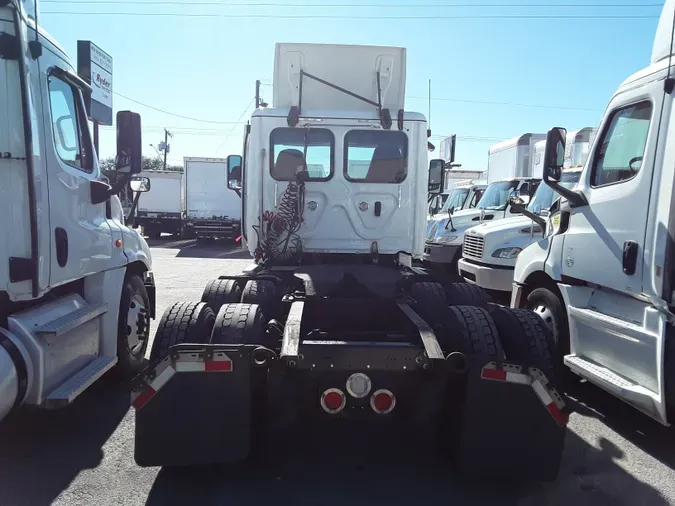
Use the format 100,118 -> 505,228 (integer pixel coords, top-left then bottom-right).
113,91 -> 252,124
41,1 -> 665,6
408,95 -> 604,112
214,97 -> 257,155
42,11 -> 660,19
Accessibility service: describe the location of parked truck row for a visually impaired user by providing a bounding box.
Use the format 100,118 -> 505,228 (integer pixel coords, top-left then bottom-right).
133,157 -> 242,241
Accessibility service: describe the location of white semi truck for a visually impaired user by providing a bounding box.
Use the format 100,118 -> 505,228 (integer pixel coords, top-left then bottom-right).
424,133 -> 545,272
457,128 -> 596,294
511,0 -> 675,425
0,0 -> 155,423
184,157 -> 242,241
131,42 -> 568,482
136,170 -> 185,238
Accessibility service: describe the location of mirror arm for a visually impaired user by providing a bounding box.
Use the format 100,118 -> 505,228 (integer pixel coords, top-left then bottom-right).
519,207 -> 546,229
543,172 -> 587,208
125,190 -> 143,226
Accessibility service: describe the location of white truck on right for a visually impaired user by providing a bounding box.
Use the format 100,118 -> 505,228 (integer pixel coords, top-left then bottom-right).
457,128 -> 596,296
184,157 -> 242,242
512,0 -> 675,425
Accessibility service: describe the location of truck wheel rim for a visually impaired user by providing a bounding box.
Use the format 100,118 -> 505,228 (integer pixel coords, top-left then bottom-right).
531,304 -> 558,343
127,294 -> 148,356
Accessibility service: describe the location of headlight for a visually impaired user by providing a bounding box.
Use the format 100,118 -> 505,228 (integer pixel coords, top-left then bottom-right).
491,247 -> 522,259
435,235 -> 459,244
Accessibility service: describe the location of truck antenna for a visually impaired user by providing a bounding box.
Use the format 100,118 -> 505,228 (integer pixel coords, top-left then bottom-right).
428,79 -> 432,131
666,5 -> 675,93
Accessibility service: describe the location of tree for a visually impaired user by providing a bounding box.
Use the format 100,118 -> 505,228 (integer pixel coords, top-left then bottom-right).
100,156 -> 183,179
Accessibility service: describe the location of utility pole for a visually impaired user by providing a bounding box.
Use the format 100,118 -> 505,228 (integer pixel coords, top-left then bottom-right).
162,129 -> 172,170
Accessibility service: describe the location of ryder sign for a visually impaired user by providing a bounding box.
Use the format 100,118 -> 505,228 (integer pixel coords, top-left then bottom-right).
77,41 -> 113,125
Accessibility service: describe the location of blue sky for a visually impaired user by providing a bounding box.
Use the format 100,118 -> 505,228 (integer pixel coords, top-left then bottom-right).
39,0 -> 663,170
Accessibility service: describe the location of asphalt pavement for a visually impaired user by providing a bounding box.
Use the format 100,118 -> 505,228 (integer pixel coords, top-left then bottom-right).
1,237 -> 674,506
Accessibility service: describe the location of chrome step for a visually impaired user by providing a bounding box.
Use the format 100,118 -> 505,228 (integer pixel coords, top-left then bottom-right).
564,354 -> 662,420
44,356 -> 118,408
35,302 -> 107,336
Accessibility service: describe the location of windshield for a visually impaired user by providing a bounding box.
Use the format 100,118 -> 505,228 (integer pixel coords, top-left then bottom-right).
526,172 -> 581,213
477,180 -> 519,211
440,188 -> 469,213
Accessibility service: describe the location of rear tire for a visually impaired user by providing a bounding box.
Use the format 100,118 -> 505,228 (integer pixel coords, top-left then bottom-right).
241,280 -> 277,316
149,302 -> 215,362
211,303 -> 268,346
436,305 -> 504,359
490,307 -> 561,383
444,283 -> 490,308
410,282 -> 448,323
201,279 -> 242,314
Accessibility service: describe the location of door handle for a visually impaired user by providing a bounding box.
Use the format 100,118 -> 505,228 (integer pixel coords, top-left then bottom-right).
55,228 -> 68,267
623,241 -> 638,275
374,201 -> 381,217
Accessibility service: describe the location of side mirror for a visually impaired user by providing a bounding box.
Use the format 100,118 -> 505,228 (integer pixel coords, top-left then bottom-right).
227,154 -> 243,190
130,176 -> 151,193
448,205 -> 455,215
115,111 -> 142,174
428,159 -> 445,194
543,127 -> 567,183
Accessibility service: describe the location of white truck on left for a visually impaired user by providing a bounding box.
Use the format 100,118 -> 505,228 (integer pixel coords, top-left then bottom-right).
0,0 -> 155,423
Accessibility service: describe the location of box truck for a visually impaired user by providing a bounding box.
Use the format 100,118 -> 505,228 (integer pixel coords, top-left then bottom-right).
184,157 -> 242,241
136,170 -> 185,238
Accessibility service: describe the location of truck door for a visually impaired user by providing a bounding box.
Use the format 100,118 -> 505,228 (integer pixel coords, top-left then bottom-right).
558,78 -> 668,421
40,61 -> 113,286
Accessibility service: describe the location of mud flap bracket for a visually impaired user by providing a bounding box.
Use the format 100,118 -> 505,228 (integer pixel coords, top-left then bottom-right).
132,344 -> 257,467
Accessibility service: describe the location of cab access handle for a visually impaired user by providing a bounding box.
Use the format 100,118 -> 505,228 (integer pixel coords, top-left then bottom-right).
623,241 -> 638,275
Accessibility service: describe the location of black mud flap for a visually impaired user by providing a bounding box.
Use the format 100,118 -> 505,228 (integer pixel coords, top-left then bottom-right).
455,361 -> 568,482
132,344 -> 273,468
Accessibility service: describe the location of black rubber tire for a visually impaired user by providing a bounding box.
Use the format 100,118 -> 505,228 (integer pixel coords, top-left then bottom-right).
149,301 -> 215,362
241,280 -> 277,315
444,283 -> 490,308
151,230 -> 162,239
436,305 -> 504,359
201,279 -> 242,314
116,274 -> 151,378
410,282 -> 448,323
490,307 -> 561,383
210,303 -> 268,346
524,287 -> 570,359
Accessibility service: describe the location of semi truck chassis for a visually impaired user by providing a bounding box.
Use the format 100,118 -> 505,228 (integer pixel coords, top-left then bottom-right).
132,263 -> 568,482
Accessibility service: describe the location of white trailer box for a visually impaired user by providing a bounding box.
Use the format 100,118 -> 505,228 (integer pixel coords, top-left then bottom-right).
136,170 -> 184,238
444,169 -> 484,191
184,157 -> 241,240
486,133 -> 547,183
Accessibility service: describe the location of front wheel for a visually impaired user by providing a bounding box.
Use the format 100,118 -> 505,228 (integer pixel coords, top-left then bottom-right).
117,274 -> 151,378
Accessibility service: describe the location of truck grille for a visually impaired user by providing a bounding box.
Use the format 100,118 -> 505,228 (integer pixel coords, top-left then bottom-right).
463,234 -> 485,260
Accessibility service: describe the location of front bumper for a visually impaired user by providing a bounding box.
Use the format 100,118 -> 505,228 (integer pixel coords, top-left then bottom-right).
458,259 -> 514,293
423,242 -> 461,264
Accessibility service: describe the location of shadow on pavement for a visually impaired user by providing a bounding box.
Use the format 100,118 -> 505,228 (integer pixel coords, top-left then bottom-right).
145,428 -> 668,506
0,373 -> 130,506
566,380 -> 675,471
145,235 -> 252,260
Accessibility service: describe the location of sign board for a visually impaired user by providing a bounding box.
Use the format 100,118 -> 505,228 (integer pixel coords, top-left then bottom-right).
77,41 -> 113,125
439,135 -> 456,164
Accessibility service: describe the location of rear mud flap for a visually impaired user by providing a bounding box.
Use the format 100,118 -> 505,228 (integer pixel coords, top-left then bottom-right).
455,361 -> 568,482
132,344 -> 272,468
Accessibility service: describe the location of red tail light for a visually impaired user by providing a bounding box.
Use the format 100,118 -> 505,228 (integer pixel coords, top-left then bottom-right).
321,388 -> 346,414
370,389 -> 396,414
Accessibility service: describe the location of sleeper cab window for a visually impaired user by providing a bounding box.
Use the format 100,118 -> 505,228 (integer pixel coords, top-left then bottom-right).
270,128 -> 334,181
344,130 -> 408,183
47,75 -> 94,173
